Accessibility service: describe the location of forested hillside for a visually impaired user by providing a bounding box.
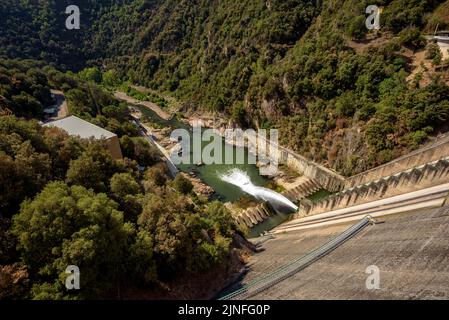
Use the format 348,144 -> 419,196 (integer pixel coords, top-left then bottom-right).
0,114 -> 243,299
2,0 -> 449,174
0,59 -> 248,300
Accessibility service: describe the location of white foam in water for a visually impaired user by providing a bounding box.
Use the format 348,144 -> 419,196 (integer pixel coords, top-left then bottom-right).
220,169 -> 298,211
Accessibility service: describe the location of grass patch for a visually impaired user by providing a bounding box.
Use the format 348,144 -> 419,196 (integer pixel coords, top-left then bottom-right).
307,189 -> 333,203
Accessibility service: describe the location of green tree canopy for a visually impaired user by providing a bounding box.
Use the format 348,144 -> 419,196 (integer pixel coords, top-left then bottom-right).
12,182 -> 153,299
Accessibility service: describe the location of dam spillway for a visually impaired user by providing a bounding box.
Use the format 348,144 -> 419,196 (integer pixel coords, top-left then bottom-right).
220,169 -> 298,212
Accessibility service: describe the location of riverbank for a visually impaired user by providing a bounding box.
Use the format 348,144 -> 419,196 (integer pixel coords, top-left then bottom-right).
123,93 -> 328,233
130,108 -> 215,198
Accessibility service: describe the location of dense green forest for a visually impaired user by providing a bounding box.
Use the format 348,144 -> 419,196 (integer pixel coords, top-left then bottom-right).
1,0 -> 449,174
0,59 -> 245,299
0,116 -> 241,300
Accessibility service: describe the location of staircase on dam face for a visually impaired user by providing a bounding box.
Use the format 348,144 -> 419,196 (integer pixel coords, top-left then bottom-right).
234,177 -> 322,229
297,157 -> 449,218
235,202 -> 276,229
282,177 -> 321,203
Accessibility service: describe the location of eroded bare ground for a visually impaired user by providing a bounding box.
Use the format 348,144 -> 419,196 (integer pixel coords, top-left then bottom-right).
229,207 -> 449,300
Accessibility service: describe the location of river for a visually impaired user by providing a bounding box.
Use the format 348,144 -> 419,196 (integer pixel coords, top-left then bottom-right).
134,104 -> 298,236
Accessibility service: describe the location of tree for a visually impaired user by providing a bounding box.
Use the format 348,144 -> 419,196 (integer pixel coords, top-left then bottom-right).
120,135 -> 135,159
172,174 -> 193,194
66,144 -> 116,192
426,43 -> 442,66
347,15 -> 366,40
231,102 -> 246,126
65,88 -> 95,117
102,104 -> 127,121
204,201 -> 236,237
11,92 -> 43,117
132,138 -> 161,166
78,67 -> 102,84
66,153 -> 108,192
12,182 -> 144,299
0,142 -> 51,216
102,69 -> 120,87
110,173 -> 141,198
137,191 -> 193,275
398,27 -> 425,48
335,91 -> 357,117
137,189 -> 236,276
144,166 -> 167,189
0,263 -> 29,300
0,217 -> 17,264
43,128 -> 86,177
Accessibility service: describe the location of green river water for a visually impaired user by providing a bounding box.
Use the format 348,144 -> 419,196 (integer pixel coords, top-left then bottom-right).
135,105 -> 298,237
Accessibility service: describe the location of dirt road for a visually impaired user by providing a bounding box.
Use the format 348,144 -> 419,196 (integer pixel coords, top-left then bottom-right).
50,89 -> 68,119
114,91 -> 171,120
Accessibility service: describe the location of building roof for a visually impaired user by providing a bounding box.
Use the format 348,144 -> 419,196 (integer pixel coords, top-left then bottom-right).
43,115 -> 116,140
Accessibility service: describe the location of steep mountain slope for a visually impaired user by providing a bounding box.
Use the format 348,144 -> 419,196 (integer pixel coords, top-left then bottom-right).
1,0 -> 449,175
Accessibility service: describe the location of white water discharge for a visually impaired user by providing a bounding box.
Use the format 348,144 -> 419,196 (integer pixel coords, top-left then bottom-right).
220,169 -> 299,211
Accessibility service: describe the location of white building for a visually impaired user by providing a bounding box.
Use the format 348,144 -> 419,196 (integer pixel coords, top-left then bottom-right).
44,115 -> 123,160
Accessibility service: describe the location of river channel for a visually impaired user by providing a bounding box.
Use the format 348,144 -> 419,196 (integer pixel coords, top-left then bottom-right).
134,105 -> 297,237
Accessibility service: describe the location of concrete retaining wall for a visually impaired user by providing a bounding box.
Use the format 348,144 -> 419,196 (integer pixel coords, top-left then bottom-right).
346,134 -> 449,188
235,202 -> 276,229
214,128 -> 345,192
278,145 -> 344,192
298,157 -> 449,218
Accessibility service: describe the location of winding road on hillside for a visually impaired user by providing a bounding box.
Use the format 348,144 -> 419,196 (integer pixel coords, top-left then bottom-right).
114,91 -> 171,120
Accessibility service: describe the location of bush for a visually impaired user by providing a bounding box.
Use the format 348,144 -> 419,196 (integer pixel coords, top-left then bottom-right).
335,92 -> 357,117
426,43 -> 442,66
405,130 -> 428,150
110,173 -> 141,198
397,28 -> 425,48
172,174 -> 193,194
132,138 -> 161,167
144,166 -> 167,188
346,15 -> 366,40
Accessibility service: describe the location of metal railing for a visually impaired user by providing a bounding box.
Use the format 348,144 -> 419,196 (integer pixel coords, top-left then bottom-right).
219,216 -> 374,300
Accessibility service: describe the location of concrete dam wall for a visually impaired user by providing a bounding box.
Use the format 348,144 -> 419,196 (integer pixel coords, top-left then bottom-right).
298,157 -> 449,218
213,127 -> 449,229
214,128 -> 346,193
231,206 -> 449,299
345,133 -> 449,189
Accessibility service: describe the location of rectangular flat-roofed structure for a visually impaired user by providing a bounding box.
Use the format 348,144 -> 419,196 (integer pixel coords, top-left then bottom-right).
44,115 -> 123,160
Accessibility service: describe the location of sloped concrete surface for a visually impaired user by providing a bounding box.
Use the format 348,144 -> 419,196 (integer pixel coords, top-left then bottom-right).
231,207 -> 449,300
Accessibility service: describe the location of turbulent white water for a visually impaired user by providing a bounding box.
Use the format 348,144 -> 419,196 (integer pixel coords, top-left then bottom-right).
220,169 -> 299,212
